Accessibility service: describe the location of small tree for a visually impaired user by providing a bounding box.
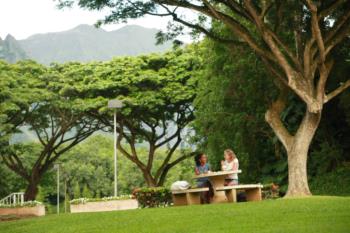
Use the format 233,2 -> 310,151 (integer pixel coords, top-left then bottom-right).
0,61 -> 103,200
82,184 -> 93,198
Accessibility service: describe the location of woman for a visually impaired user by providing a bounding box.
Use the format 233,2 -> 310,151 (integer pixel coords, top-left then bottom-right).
194,153 -> 213,203
221,149 -> 239,186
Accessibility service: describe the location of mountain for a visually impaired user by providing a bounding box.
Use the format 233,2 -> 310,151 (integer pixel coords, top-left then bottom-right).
17,24 -> 172,64
0,34 -> 28,63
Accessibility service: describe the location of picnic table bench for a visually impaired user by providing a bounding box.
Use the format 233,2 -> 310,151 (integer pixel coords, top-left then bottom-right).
216,184 -> 263,202
172,187 -> 209,206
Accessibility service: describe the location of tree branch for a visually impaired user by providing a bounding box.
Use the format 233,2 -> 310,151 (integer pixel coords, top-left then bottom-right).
265,85 -> 293,150
306,0 -> 326,63
324,79 -> 350,103
155,132 -> 181,180
318,0 -> 347,20
157,151 -> 196,185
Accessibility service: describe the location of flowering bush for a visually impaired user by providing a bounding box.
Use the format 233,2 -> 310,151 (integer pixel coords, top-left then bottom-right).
262,183 -> 280,199
70,195 -> 133,205
0,200 -> 43,208
133,187 -> 172,208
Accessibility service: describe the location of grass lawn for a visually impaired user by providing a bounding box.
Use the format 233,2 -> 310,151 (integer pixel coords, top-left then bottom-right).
0,196 -> 349,233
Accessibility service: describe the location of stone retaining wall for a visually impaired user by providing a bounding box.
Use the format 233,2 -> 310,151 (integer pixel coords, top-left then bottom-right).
0,205 -> 45,216
70,199 -> 138,213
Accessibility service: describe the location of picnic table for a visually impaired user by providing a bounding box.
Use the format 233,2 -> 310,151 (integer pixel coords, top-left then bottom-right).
194,170 -> 242,203
171,170 -> 263,206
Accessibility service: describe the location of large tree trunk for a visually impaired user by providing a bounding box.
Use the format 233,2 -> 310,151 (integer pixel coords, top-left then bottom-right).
24,179 -> 40,201
286,142 -> 312,196
24,169 -> 42,201
285,111 -> 321,197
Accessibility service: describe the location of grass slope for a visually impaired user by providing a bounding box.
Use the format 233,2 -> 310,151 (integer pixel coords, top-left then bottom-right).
1,197 -> 349,233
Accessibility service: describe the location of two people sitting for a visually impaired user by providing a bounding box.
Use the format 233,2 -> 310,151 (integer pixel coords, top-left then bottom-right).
194,149 -> 239,203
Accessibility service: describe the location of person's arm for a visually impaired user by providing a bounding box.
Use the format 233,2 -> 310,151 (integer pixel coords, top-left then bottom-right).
232,159 -> 239,171
221,160 -> 225,171
195,167 -> 200,175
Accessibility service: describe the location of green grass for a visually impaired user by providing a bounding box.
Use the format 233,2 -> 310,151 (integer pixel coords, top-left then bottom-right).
1,196 -> 349,233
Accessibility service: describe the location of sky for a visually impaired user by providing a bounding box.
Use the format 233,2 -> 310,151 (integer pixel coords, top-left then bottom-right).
0,0 -> 171,40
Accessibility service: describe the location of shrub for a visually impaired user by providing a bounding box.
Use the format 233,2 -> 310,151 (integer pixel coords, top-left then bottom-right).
309,166 -> 350,196
133,187 -> 172,208
262,183 -> 280,199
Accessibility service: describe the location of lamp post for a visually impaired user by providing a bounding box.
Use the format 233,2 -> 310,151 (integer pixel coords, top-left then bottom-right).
53,163 -> 60,214
107,99 -> 123,197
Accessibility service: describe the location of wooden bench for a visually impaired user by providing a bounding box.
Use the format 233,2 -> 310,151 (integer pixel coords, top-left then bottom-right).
216,184 -> 263,203
172,188 -> 209,206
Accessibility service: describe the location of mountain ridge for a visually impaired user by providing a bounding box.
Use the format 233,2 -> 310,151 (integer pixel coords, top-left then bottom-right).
0,34 -> 28,63
0,24 -> 172,64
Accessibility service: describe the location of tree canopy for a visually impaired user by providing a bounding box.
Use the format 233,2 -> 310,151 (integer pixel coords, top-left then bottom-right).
0,47 -> 200,200
51,48 -> 201,186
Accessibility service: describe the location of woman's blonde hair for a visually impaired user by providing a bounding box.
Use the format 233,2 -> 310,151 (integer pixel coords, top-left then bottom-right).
224,149 -> 236,160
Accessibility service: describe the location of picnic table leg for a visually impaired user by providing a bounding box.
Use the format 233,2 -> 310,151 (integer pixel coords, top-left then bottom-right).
211,191 -> 228,203
172,194 -> 188,206
186,192 -> 201,205
245,188 -> 262,201
209,176 -> 228,203
225,189 -> 237,203
209,176 -> 225,187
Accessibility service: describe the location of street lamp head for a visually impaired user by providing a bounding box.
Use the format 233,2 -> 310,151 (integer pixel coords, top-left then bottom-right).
108,99 -> 123,109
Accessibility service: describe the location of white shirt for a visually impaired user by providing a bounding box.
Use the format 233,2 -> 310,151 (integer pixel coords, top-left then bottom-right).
222,158 -> 239,179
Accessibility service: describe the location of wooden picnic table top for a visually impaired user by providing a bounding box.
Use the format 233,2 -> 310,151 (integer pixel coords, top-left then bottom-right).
193,170 -> 242,179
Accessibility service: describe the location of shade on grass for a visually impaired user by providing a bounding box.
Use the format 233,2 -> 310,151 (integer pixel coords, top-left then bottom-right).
0,196 -> 349,233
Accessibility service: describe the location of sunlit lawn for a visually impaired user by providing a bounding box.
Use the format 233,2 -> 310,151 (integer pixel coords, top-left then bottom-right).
0,196 -> 349,233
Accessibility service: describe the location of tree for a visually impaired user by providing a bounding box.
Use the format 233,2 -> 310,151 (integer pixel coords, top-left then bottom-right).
194,31 -> 350,194
59,0 -> 350,196
0,60 -> 103,200
53,49 -> 200,187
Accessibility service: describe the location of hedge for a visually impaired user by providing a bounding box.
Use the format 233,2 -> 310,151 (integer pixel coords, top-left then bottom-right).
133,187 -> 172,208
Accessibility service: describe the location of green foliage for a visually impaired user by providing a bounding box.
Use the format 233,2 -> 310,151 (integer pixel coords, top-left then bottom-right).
0,47 -> 199,200
133,187 -> 172,208
23,135 -> 193,206
47,47 -> 200,187
0,59 -> 103,200
82,185 -> 93,199
309,166 -> 350,196
0,163 -> 25,198
309,142 -> 343,175
73,182 -> 81,199
193,38 -> 278,183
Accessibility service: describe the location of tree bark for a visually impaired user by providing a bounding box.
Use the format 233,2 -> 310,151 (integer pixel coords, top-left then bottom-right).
141,170 -> 157,187
24,178 -> 40,201
285,110 -> 321,197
